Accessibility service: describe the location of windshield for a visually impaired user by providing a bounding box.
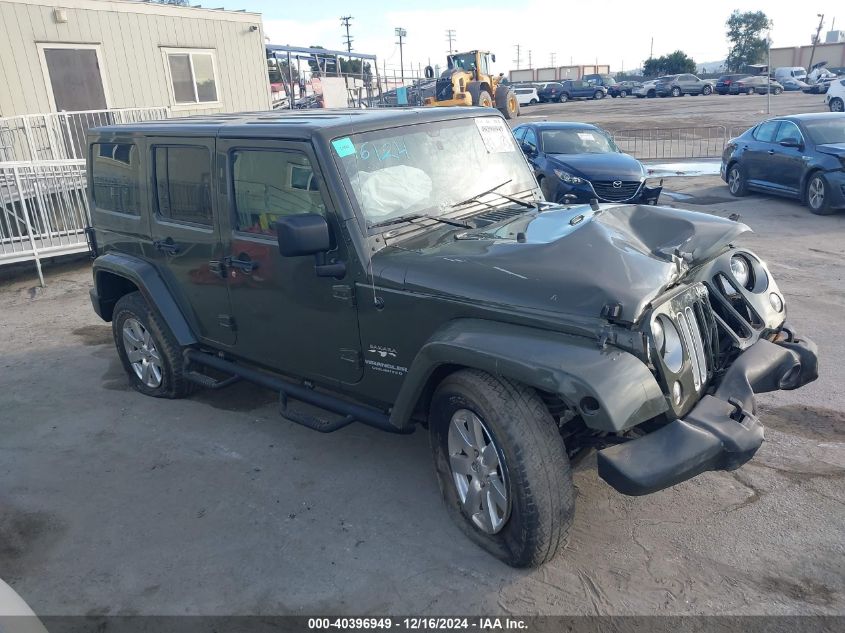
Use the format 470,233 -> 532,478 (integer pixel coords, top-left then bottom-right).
448,53 -> 477,70
802,119 -> 845,145
540,128 -> 619,154
332,116 -> 537,228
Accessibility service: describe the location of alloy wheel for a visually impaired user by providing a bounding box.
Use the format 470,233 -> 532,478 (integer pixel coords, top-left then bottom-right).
808,177 -> 825,210
447,409 -> 510,534
729,167 -> 742,194
122,318 -> 163,388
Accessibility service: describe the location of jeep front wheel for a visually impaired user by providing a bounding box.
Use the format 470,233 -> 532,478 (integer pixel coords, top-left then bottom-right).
112,291 -> 190,398
429,369 -> 574,567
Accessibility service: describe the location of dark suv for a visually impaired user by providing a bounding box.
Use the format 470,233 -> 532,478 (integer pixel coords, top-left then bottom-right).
87,108 -> 818,568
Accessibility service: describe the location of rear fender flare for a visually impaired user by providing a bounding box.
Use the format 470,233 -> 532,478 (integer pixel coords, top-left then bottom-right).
91,252 -> 197,347
389,319 -> 667,432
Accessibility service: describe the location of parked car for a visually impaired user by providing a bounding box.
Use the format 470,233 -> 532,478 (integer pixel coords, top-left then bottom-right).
721,113 -> 845,214
608,81 -> 640,98
731,76 -> 784,95
537,82 -> 565,102
513,87 -> 540,106
781,78 -> 809,91
512,121 -> 661,204
774,66 -> 807,83
634,76 -> 671,98
559,80 -> 607,101
86,107 -> 818,567
825,78 -> 845,112
655,74 -> 714,96
582,73 -> 617,90
803,80 -> 832,95
715,74 -> 748,95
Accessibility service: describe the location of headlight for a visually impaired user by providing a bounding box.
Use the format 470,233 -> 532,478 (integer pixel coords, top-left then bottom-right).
653,315 -> 683,373
554,169 -> 584,184
730,254 -> 753,290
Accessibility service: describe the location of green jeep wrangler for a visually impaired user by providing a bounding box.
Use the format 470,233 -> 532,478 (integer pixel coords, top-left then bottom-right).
86,108 -> 818,567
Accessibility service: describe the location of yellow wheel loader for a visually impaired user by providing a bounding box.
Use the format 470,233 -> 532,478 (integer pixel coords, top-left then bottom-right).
424,51 -> 520,119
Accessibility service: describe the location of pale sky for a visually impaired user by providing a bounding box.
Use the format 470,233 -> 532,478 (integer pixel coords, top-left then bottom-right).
226,0 -> 842,74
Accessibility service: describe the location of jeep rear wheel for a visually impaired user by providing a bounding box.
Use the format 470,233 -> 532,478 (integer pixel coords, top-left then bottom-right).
429,369 -> 574,568
112,291 -> 190,398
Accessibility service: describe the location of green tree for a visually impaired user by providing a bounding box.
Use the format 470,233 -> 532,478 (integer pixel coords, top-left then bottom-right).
642,51 -> 697,77
725,10 -> 770,72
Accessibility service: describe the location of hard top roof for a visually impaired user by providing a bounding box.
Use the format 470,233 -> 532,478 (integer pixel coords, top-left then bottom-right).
89,107 -> 494,141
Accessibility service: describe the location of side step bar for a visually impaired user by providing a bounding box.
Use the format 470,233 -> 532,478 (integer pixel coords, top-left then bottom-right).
183,349 -> 412,435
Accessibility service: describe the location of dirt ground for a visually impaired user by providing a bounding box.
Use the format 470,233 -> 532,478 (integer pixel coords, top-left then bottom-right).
517,89 -> 830,132
1,92 -> 844,616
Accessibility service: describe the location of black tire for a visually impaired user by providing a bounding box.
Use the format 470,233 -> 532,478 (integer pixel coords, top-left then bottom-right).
747,88 -> 755,95
829,97 -> 844,112
647,90 -> 656,98
806,173 -> 835,215
773,87 -> 782,95
593,90 -> 604,100
112,291 -> 190,398
671,86 -> 681,97
727,162 -> 748,197
702,85 -> 713,95
429,369 -> 574,568
496,85 -> 519,119
477,91 -> 493,108
620,89 -> 628,97
559,93 -> 568,103
529,98 -> 538,105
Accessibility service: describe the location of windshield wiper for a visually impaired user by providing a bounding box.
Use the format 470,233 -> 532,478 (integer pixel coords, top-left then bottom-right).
368,213 -> 472,230
451,179 -> 538,211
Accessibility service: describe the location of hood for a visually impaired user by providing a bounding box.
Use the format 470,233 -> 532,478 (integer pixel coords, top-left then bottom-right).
548,151 -> 644,181
376,204 -> 750,324
816,143 -> 845,158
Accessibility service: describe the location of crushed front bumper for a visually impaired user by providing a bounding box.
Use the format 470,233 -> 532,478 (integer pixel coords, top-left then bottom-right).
597,329 -> 819,496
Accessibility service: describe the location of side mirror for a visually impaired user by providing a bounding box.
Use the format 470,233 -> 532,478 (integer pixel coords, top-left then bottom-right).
520,142 -> 536,155
275,213 -> 346,278
424,65 -> 434,79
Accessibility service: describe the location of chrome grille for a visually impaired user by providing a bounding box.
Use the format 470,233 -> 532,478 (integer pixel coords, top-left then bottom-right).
590,180 -> 642,202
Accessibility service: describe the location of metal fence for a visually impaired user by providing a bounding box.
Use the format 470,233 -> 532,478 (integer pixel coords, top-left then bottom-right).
609,126 -> 730,160
0,107 -> 169,163
0,160 -> 89,286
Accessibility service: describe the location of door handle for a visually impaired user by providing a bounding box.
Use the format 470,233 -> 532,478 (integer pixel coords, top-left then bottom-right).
225,255 -> 257,273
153,238 -> 180,255
767,150 -> 775,155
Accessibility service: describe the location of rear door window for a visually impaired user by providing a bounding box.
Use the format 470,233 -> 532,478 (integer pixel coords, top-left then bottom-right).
153,146 -> 213,226
752,121 -> 780,143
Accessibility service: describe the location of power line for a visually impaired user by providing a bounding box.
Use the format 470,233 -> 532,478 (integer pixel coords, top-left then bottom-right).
340,15 -> 353,53
445,29 -> 456,54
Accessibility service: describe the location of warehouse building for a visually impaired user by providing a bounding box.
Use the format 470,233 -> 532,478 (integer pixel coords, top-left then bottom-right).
0,0 -> 271,117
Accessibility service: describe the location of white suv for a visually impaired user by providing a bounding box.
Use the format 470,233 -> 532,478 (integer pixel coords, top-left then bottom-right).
513,87 -> 540,106
826,78 -> 845,112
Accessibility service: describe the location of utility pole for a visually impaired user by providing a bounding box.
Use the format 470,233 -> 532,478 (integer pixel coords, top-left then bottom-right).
807,14 -> 824,72
340,16 -> 353,53
550,52 -> 556,66
649,37 -> 654,60
528,49 -> 533,69
395,27 -> 407,84
513,44 -> 522,69
766,30 -> 772,114
445,29 -> 456,54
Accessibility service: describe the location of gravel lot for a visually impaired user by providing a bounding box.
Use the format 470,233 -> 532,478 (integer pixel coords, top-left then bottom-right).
1,94 -> 843,617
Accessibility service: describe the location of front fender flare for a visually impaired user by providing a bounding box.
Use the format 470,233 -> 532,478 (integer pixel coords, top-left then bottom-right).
389,319 -> 667,432
92,252 -> 197,347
